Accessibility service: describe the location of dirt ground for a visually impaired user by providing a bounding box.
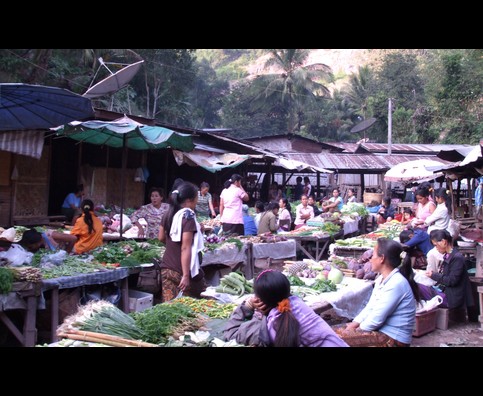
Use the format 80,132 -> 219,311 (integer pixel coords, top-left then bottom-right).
321,308 -> 483,347
410,320 -> 483,347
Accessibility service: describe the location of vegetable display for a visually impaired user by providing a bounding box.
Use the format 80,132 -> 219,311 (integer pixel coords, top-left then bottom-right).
174,296 -> 237,319
132,302 -> 204,344
215,271 -> 253,296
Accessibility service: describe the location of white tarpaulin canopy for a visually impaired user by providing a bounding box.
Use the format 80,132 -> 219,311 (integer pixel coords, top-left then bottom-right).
172,149 -> 252,173
384,159 -> 445,183
273,157 -> 333,174
173,149 -> 333,174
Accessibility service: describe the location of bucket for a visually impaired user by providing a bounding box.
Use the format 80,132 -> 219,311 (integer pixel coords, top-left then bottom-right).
363,192 -> 383,206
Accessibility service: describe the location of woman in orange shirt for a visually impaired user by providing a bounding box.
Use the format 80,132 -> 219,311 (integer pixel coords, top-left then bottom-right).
52,199 -> 104,254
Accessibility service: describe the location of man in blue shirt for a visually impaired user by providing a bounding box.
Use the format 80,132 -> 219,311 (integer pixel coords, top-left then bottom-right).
61,184 -> 84,223
399,227 -> 432,255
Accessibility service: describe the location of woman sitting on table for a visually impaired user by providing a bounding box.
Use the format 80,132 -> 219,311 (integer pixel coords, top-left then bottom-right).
51,199 -> 104,254
223,270 -> 348,347
338,238 -> 421,347
322,188 -> 343,213
131,187 -> 169,240
293,194 -> 314,230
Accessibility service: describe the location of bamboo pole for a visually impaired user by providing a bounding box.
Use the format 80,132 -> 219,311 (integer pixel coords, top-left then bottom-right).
58,330 -> 158,347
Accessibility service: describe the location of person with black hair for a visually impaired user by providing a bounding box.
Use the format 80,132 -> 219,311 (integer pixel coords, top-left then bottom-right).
158,181 -> 206,302
278,197 -> 292,231
293,176 -> 304,200
195,182 -> 216,219
253,200 -> 265,229
131,187 -> 169,239
53,199 -> 103,254
411,186 -> 436,229
422,188 -> 451,235
339,238 -> 420,347
257,202 -> 280,235
223,270 -> 348,347
399,228 -> 431,270
419,229 -> 474,315
61,184 -> 84,223
18,229 -> 46,253
219,174 -> 249,236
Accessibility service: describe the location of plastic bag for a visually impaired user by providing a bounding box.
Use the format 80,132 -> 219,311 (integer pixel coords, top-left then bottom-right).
0,244 -> 33,267
112,214 -> 132,232
40,250 -> 68,268
416,295 -> 443,313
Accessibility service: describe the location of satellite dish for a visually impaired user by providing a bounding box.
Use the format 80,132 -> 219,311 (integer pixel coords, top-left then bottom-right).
350,117 -> 377,134
83,59 -> 144,99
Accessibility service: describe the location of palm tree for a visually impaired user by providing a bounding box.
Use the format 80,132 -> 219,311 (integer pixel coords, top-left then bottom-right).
342,65 -> 374,120
250,49 -> 333,133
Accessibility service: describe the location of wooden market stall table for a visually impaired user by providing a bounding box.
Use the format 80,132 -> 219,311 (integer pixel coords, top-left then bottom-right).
41,267 -> 131,343
0,281 -> 42,347
286,231 -> 343,262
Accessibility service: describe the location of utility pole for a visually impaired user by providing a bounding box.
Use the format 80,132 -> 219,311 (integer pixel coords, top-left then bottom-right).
388,98 -> 392,155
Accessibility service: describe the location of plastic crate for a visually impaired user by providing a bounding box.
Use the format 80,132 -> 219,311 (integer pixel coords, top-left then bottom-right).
128,290 -> 153,313
413,309 -> 438,337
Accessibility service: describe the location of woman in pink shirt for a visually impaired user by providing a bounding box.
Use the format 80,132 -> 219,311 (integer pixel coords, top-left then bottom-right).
411,186 -> 436,229
219,174 -> 250,236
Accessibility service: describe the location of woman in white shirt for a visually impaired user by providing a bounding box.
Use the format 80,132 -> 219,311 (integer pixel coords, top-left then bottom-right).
424,188 -> 451,235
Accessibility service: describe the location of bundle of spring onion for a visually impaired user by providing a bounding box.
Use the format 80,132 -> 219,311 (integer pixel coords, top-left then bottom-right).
57,301 -> 157,347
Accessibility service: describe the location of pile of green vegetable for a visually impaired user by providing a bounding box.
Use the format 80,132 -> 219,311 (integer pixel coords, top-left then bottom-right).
131,302 -> 203,344
0,267 -> 15,294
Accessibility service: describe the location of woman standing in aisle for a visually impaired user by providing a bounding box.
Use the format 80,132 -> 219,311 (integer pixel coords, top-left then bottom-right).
158,182 -> 206,302
131,187 -> 169,239
195,182 -> 216,219
219,174 -> 250,236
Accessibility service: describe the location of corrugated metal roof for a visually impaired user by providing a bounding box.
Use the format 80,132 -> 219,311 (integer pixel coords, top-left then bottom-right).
360,143 -> 472,154
325,142 -> 361,153
284,153 -> 453,172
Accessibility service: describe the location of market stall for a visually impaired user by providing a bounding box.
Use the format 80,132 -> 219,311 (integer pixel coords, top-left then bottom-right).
0,281 -> 42,347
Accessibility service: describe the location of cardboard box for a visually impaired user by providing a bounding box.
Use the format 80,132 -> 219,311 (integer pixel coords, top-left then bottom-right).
128,290 -> 153,313
413,309 -> 437,337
